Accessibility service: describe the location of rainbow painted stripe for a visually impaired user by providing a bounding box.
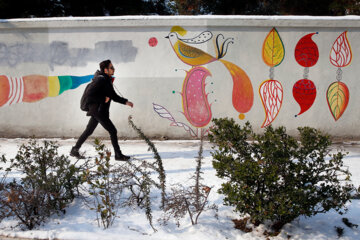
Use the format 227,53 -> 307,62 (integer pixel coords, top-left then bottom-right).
47,75 -> 93,96
0,75 -> 93,107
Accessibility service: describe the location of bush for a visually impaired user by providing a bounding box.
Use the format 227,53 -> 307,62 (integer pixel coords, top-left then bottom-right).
0,139 -> 84,229
119,160 -> 160,232
1,181 -> 50,230
209,118 -> 354,231
162,134 -> 218,226
82,139 -> 159,231
82,139 -> 120,229
128,116 -> 166,209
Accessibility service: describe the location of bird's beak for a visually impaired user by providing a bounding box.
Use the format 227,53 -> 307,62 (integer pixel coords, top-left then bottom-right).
165,36 -> 169,39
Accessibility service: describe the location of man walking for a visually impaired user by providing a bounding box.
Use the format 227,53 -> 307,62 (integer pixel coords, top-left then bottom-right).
71,59 -> 133,161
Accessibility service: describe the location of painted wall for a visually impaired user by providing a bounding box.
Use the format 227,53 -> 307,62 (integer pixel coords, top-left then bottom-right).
0,16 -> 360,139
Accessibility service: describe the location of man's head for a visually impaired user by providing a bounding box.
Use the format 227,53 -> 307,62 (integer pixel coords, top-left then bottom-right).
99,59 -> 115,77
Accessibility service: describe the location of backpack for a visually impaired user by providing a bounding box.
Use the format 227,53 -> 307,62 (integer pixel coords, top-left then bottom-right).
80,83 -> 92,111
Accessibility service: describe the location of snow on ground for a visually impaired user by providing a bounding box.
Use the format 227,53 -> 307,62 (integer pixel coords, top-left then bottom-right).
0,138 -> 359,240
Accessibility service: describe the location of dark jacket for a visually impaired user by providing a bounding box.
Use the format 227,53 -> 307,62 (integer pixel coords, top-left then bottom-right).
84,70 -> 128,116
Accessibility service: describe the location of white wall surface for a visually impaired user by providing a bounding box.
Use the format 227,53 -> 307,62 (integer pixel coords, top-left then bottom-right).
0,16 -> 359,139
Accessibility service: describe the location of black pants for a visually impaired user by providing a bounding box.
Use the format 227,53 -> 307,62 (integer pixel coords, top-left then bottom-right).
75,106 -> 121,154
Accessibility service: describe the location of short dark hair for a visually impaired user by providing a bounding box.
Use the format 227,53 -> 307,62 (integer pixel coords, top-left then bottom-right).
99,60 -> 111,72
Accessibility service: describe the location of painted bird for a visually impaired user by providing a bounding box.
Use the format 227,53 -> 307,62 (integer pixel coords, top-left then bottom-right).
165,26 -> 254,120
165,27 -> 233,66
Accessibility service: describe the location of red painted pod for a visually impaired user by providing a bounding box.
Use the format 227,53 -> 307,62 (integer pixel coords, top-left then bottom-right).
295,33 -> 319,67
181,66 -> 212,128
293,79 -> 317,116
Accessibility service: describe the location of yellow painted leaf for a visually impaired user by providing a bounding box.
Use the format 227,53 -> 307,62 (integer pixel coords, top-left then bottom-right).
326,81 -> 349,121
262,28 -> 285,67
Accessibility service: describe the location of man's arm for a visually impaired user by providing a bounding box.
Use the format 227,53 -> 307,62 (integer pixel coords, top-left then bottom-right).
125,101 -> 134,108
105,81 -> 128,104
106,96 -> 133,108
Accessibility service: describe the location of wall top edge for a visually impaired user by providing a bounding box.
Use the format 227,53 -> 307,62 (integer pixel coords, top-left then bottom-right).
0,15 -> 360,28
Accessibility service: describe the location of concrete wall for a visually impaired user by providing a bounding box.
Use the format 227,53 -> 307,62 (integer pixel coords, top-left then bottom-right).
0,16 -> 360,139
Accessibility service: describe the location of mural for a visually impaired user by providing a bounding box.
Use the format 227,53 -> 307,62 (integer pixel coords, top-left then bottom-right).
293,33 -> 319,117
0,23 -> 355,138
148,37 -> 158,47
0,75 -> 92,107
327,31 -> 352,121
153,26 -> 254,137
181,67 -> 212,128
259,28 -> 284,128
153,103 -> 198,137
0,40 -> 138,70
166,26 -> 254,118
0,39 -> 138,109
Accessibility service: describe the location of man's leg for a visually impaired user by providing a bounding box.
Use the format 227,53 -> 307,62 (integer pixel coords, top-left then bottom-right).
94,115 -> 129,160
71,117 -> 98,158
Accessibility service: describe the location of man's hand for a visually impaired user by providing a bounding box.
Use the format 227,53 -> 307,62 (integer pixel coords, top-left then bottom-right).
105,97 -> 110,103
126,101 -> 134,108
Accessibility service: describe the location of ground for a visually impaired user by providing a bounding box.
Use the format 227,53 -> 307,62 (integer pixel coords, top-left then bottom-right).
0,138 -> 359,240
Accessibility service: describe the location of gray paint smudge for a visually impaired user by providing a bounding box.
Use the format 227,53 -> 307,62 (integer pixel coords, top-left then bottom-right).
0,40 -> 138,70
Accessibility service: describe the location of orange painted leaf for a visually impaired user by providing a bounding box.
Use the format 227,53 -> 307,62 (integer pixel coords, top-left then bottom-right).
326,81 -> 349,121
220,59 -> 254,115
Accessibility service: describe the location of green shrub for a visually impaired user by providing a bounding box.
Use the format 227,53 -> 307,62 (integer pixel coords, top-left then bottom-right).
0,139 -> 84,229
162,134 -> 218,226
120,160 -> 160,232
82,139 -> 119,229
209,118 -> 354,231
1,181 -> 50,230
128,116 -> 166,209
82,139 -> 159,231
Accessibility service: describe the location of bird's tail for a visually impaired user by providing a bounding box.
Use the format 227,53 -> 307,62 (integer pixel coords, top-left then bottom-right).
214,34 -> 234,59
219,59 -> 254,119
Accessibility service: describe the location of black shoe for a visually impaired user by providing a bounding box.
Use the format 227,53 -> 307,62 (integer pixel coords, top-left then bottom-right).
70,147 -> 85,159
115,153 -> 130,161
